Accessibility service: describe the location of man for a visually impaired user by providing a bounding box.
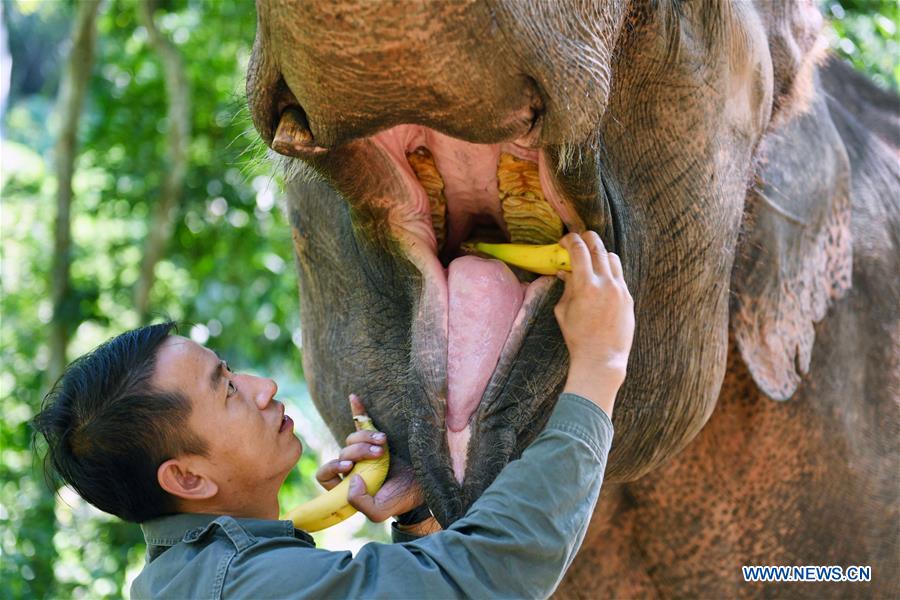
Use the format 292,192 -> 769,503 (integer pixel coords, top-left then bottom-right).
34,232 -> 634,598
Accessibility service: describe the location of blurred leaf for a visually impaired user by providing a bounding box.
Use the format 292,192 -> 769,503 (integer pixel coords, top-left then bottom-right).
2,1 -> 324,597
825,0 -> 899,91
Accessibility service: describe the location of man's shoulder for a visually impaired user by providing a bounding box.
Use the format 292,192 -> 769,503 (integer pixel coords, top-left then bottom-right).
131,531 -> 236,600
132,515 -> 317,599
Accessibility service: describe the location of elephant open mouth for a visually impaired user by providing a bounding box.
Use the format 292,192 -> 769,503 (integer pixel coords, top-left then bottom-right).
374,125 -> 584,483
317,121 -> 585,483
267,91 -> 609,522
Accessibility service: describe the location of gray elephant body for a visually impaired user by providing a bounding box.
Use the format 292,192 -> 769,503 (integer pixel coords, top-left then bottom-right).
248,1 -> 899,596
559,58 -> 900,597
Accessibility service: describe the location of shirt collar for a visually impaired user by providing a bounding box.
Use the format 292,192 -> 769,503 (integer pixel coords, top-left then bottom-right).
141,512 -> 314,548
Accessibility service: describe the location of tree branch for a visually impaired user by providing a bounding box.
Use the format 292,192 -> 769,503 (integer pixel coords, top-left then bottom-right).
134,0 -> 191,320
49,0 -> 103,382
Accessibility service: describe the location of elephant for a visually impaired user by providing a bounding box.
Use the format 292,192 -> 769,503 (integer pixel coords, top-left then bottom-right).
245,0 -> 899,596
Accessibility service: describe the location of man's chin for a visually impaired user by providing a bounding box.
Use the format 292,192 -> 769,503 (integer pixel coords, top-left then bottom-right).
287,436 -> 303,465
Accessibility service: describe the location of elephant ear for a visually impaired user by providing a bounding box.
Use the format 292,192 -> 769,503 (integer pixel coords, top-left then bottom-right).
730,82 -> 852,400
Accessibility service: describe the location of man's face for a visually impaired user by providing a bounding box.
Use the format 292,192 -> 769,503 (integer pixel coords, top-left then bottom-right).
152,336 -> 302,505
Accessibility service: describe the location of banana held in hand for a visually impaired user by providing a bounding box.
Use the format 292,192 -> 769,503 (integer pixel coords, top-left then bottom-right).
464,242 -> 572,275
284,415 -> 390,532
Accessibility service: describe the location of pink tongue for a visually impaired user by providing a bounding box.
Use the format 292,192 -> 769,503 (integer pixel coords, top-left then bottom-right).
446,256 -> 525,432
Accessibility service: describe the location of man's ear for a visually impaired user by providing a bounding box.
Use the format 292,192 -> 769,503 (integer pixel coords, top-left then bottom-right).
157,457 -> 218,501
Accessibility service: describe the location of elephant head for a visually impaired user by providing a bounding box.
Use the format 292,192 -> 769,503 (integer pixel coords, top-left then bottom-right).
246,0 -> 851,526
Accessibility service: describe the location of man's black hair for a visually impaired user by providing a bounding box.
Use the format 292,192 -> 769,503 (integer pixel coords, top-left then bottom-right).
33,322 -> 208,523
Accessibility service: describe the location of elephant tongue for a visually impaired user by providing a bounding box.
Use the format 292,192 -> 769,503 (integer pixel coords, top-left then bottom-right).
446,256 -> 525,433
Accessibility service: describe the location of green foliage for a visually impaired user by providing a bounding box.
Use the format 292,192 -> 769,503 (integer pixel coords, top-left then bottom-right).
2,140 -> 61,600
825,0 -> 899,91
1,1 -> 385,598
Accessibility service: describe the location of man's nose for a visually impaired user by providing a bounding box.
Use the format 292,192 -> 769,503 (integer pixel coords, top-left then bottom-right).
241,374 -> 278,410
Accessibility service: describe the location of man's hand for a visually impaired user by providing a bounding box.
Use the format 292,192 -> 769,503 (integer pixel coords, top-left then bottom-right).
556,231 -> 635,416
314,394 -> 425,523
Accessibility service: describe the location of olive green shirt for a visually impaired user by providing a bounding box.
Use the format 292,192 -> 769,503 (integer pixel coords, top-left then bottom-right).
132,393 -> 613,599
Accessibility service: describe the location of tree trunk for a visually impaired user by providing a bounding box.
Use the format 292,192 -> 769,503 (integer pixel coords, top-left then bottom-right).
39,4 -> 103,597
48,0 -> 103,383
134,0 -> 191,321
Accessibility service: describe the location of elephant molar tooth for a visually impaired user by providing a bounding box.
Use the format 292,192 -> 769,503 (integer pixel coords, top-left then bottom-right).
403,142 -> 565,264
497,152 -> 563,244
406,147 -> 447,252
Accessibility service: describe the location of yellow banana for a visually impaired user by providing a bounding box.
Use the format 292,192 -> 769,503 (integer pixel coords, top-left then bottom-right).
463,242 -> 572,275
284,415 -> 390,532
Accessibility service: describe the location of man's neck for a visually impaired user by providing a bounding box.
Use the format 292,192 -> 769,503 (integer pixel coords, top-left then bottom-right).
179,495 -> 280,520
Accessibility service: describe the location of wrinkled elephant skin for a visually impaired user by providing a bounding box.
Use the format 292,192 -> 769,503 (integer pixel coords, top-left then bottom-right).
247,1 -> 900,596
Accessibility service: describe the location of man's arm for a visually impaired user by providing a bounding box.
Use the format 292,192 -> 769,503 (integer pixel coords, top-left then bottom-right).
224,392 -> 611,599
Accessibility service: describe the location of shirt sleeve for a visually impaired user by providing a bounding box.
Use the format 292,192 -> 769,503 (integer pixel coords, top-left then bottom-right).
224,392 -> 613,599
